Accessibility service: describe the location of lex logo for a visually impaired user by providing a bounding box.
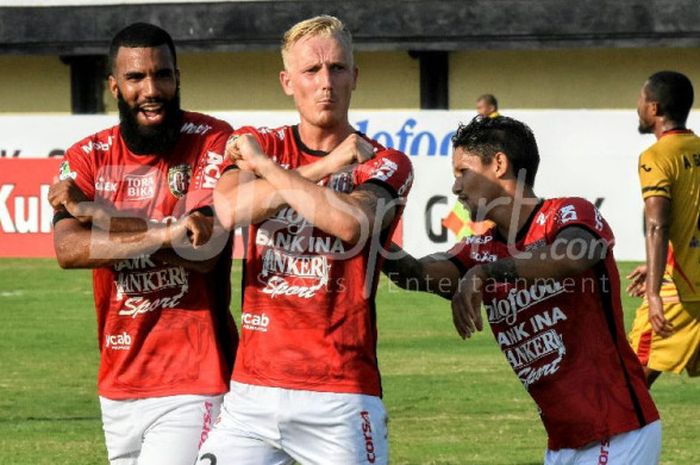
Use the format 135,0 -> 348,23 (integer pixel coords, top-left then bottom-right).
241,312 -> 270,332
105,332 -> 132,350
95,177 -> 118,193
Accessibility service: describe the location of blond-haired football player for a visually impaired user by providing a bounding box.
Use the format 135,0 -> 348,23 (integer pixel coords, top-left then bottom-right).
198,15 -> 413,465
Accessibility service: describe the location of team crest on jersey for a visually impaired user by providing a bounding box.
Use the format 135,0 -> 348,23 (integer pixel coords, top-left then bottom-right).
167,164 -> 192,198
58,161 -> 77,181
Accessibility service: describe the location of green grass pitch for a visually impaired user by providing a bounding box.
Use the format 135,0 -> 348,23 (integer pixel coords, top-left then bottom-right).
0,259 -> 698,465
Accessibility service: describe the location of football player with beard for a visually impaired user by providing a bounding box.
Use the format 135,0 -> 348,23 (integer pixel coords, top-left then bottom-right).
48,23 -> 238,465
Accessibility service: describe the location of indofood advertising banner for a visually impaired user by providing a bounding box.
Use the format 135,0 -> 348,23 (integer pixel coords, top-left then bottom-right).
0,110 -> 660,260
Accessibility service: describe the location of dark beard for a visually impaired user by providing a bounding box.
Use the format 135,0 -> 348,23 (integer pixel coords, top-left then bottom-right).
638,119 -> 654,134
118,90 -> 183,155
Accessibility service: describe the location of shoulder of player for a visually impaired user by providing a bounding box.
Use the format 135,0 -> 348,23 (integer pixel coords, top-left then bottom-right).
363,136 -> 409,159
540,197 -> 599,222
542,196 -> 594,210
643,132 -> 700,157
367,146 -> 413,169
180,111 -> 233,136
234,124 -> 291,140
66,125 -> 119,159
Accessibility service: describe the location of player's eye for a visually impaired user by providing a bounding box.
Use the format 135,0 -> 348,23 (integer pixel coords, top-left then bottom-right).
125,72 -> 145,81
155,69 -> 174,80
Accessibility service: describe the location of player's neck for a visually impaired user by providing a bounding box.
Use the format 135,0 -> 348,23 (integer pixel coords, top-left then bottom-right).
297,121 -> 355,153
654,120 -> 686,139
491,187 -> 539,240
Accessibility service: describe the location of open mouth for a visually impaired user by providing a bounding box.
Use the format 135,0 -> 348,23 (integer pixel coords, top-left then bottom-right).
138,103 -> 165,124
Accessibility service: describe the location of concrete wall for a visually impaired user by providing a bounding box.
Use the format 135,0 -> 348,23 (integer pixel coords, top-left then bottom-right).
4,48 -> 700,114
450,48 -> 700,110
0,56 -> 70,113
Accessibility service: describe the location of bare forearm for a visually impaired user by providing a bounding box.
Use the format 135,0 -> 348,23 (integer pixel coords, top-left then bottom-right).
55,222 -> 169,269
645,223 -> 669,297
258,159 -> 366,243
383,244 -> 428,290
215,175 -> 284,229
383,244 -> 460,299
643,197 -> 672,298
215,161 -> 339,230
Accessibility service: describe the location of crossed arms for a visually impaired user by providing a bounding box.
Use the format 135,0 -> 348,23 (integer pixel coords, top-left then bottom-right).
213,133 -> 400,245
50,180 -> 224,273
52,132 -> 401,272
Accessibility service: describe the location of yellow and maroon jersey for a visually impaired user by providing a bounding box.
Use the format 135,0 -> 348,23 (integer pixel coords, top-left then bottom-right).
232,125 -> 413,397
448,198 -> 658,450
56,112 -> 238,399
639,129 -> 700,301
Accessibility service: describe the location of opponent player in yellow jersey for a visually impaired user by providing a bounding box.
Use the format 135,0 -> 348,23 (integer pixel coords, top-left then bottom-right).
628,70 -> 700,386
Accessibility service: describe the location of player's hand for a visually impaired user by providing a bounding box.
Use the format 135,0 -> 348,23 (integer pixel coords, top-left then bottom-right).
626,265 -> 647,297
48,179 -> 92,223
225,133 -> 268,175
647,293 -> 673,338
168,211 -> 213,249
324,134 -> 376,173
451,266 -> 485,339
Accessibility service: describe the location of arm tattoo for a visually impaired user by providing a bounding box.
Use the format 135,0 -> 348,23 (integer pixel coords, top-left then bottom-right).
484,259 -> 519,283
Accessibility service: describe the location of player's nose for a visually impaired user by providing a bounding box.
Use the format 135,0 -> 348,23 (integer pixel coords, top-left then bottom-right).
317,66 -> 332,89
141,76 -> 160,98
451,177 -> 462,195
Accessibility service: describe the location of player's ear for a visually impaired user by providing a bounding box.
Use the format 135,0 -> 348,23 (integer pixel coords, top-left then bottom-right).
493,152 -> 511,179
352,65 -> 358,91
280,70 -> 294,97
108,74 -> 119,100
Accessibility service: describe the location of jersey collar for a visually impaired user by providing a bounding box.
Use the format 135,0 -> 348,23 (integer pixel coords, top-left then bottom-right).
660,127 -> 693,139
292,125 -> 328,157
493,198 -> 545,244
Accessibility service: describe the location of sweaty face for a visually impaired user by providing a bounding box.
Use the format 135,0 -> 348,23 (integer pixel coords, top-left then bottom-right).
637,84 -> 655,135
451,147 -> 498,220
280,34 -> 357,130
110,45 -> 182,154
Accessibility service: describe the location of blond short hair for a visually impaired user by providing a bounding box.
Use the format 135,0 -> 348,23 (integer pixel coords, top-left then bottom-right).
281,15 -> 353,68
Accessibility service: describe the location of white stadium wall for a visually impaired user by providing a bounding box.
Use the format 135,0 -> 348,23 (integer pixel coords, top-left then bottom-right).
0,109 -> 680,260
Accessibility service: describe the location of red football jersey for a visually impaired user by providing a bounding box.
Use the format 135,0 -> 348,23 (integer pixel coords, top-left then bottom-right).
57,111 -> 238,400
448,197 -> 659,450
232,125 -> 413,396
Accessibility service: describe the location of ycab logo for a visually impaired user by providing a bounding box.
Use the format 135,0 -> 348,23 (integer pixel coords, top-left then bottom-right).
105,331 -> 132,350
241,312 -> 270,332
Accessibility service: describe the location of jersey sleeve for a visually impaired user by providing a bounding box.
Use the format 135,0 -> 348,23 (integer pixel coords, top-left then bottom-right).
59,143 -> 95,199
53,142 -> 96,224
355,149 -> 414,200
638,149 -> 672,200
545,198 -> 615,248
